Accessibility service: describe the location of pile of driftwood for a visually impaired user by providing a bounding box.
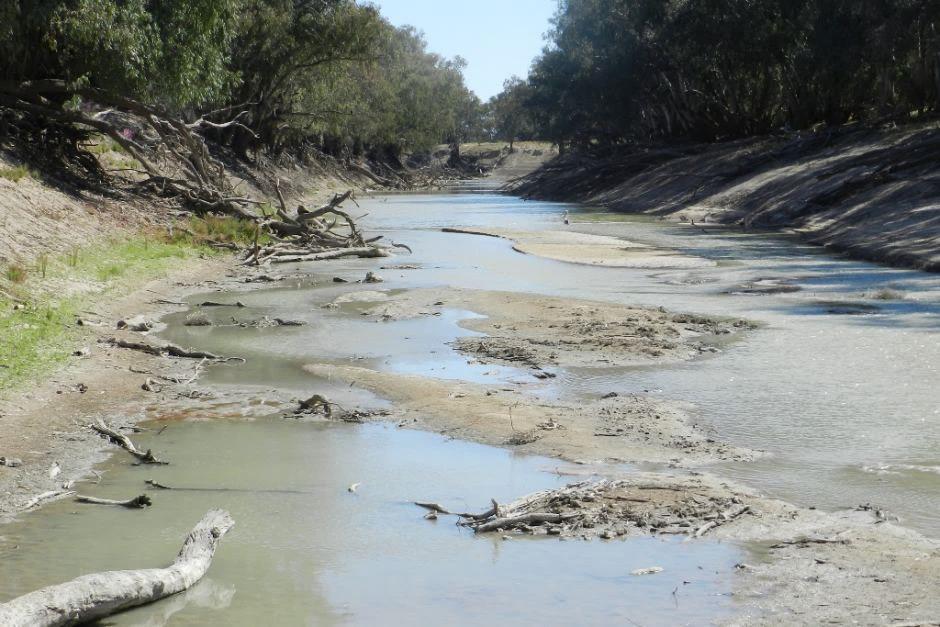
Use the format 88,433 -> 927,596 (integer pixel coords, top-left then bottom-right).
417,479 -> 753,539
245,187 -> 394,266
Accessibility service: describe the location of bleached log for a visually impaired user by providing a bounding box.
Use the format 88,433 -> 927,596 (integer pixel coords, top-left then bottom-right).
0,509 -> 234,627
271,247 -> 389,263
473,512 -> 581,533
23,490 -> 74,510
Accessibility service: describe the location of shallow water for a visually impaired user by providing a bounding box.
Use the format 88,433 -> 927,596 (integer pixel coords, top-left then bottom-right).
0,421 -> 740,626
166,185 -> 939,536
3,182 -> 939,624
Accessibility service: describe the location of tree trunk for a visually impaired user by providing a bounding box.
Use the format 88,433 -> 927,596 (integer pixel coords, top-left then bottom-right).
0,510 -> 234,627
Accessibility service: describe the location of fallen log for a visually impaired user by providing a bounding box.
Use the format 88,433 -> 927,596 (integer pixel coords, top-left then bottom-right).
91,420 -> 168,465
414,502 -> 453,515
75,494 -> 152,508
106,338 -> 207,359
0,510 -> 234,627
473,512 -> 581,533
270,247 -> 389,263
107,338 -> 241,362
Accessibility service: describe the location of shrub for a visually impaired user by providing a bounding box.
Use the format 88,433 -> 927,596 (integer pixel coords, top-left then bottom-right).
5,264 -> 27,284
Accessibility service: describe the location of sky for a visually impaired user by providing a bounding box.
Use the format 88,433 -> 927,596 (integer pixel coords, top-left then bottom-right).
372,0 -> 558,101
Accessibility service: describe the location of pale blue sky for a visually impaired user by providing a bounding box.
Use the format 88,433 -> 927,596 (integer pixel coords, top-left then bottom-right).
372,0 -> 558,101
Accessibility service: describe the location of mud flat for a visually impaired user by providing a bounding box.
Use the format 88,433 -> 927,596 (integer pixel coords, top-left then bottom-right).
3,207 -> 939,625
311,288 -> 755,464
348,286 -> 751,368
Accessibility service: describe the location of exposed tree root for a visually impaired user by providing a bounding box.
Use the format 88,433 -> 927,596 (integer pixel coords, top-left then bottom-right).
0,80 -> 392,264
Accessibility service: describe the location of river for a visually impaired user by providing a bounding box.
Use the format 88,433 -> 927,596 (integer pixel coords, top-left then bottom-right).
0,183 -> 937,625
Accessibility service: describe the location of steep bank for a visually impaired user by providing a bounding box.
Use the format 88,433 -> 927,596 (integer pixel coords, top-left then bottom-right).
511,123 -> 940,271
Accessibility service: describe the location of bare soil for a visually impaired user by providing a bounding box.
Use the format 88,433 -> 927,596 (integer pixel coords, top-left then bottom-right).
351,287 -> 752,369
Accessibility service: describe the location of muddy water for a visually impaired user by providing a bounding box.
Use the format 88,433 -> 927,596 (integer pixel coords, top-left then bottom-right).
166,186 -> 939,536
2,184 -> 938,624
0,421 -> 740,625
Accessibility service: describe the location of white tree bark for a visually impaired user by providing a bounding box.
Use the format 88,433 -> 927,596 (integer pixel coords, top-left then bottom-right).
0,509 -> 234,627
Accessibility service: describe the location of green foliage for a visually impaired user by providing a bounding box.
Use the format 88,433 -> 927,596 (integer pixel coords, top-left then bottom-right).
519,0 -> 940,147
4,264 -> 27,284
2,0 -> 484,160
0,232 -> 219,391
0,165 -> 33,182
182,215 -> 269,245
488,76 -> 536,148
2,0 -> 238,109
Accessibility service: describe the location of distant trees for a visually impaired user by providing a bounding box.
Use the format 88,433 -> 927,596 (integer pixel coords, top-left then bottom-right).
488,76 -> 535,150
503,0 -> 940,149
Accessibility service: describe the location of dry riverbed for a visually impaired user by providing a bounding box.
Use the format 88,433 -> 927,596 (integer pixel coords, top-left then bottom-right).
1,255 -> 939,625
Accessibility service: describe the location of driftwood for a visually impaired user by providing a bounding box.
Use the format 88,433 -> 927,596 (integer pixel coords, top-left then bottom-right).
75,494 -> 152,508
199,301 -> 245,308
691,505 -> 750,538
473,512 -> 581,533
270,246 -> 389,264
91,420 -> 168,465
413,499 -> 500,520
241,183 -> 390,265
107,338 -> 224,361
23,490 -> 74,510
0,510 -> 234,627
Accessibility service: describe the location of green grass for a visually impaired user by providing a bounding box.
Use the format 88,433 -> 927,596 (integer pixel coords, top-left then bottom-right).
0,228 -> 231,392
0,215 -> 264,392
83,135 -> 128,155
4,263 -> 27,284
0,298 -> 80,388
0,165 -> 33,183
180,215 -> 268,246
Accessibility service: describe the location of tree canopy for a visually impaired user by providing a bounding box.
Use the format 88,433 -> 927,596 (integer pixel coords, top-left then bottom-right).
504,0 -> 940,148
0,0 -> 481,158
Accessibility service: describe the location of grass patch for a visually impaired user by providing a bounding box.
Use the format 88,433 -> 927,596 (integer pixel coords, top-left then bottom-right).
0,228 -> 226,392
83,135 -> 127,155
0,165 -> 33,183
0,299 -> 80,388
0,215 -> 263,392
4,263 -> 27,284
180,215 -> 267,246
